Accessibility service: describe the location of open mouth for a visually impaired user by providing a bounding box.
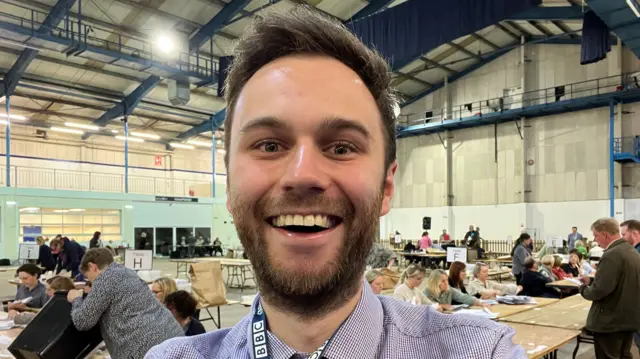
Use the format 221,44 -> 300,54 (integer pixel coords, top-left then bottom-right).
268,214 -> 343,234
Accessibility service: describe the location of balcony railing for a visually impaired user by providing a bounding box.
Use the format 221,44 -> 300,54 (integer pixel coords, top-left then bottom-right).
613,136 -> 640,157
402,72 -> 640,126
0,166 -> 223,198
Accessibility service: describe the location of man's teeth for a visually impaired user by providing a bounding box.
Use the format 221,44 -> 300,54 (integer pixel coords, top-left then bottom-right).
272,214 -> 333,228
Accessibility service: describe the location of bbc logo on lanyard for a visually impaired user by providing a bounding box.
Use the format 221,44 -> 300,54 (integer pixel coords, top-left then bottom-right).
252,319 -> 268,358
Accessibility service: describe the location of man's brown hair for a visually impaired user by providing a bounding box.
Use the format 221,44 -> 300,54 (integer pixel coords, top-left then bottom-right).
223,5 -> 397,170
621,219 -> 640,232
80,248 -> 114,272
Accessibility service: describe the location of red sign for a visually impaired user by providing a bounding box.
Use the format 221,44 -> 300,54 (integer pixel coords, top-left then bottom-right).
155,156 -> 163,166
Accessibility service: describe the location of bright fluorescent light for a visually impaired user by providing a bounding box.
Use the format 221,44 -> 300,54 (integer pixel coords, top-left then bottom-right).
216,149 -> 226,154
124,205 -> 133,209
627,0 -> 640,17
187,140 -> 213,147
111,129 -> 118,133
115,136 -> 144,143
68,208 -> 85,212
0,120 -> 7,126
156,34 -> 175,54
50,127 -> 84,135
53,209 -> 69,213
130,132 -> 160,140
65,122 -> 99,131
169,143 -> 195,149
19,207 -> 39,212
5,201 -> 16,206
0,113 -> 26,121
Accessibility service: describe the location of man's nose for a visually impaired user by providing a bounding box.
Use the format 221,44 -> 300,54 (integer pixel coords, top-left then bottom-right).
279,143 -> 330,195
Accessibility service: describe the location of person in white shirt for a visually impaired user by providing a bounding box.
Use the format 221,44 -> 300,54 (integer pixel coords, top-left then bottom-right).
467,262 -> 521,299
393,265 -> 433,306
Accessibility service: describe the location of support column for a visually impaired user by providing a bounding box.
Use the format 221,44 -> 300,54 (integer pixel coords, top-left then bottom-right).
211,122 -> 216,198
124,117 -> 129,194
444,76 -> 452,120
609,99 -> 615,217
445,130 -> 454,237
5,96 -> 10,187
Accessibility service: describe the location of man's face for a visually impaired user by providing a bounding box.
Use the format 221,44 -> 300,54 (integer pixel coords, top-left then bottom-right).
478,266 -> 489,281
572,227 -> 577,234
226,55 -> 396,316
621,226 -> 639,245
592,229 -> 613,248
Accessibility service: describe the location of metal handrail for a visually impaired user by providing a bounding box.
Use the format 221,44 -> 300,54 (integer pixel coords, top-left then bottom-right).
613,136 -> 640,156
403,72 -> 640,126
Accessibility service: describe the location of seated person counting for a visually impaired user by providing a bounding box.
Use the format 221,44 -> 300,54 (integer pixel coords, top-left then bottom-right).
467,262 -> 521,299
9,276 -> 76,325
519,257 -> 560,298
151,277 -> 178,303
573,239 -> 588,257
424,269 -> 489,310
67,248 -> 184,359
447,261 -> 473,303
365,269 -> 384,295
551,256 -> 570,280
538,255 -> 558,281
10,264 -> 49,311
561,249 -> 582,278
393,265 -> 433,305
164,291 -> 206,337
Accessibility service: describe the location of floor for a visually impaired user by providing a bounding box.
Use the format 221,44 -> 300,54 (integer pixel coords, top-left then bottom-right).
2,258 -> 634,358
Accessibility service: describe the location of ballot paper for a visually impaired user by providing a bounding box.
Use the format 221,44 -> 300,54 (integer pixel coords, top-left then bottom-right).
0,321 -> 15,331
496,295 -> 534,305
566,278 -> 582,285
452,309 -> 498,319
12,297 -> 32,305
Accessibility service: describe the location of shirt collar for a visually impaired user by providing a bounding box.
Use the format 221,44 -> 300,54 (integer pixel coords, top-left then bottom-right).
247,278 -> 384,359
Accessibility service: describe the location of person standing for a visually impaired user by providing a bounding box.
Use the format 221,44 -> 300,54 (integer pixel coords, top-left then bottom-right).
567,226 -> 583,251
68,248 -> 183,358
621,219 -> 640,253
56,236 -> 85,279
36,236 -> 56,273
419,231 -> 431,250
463,225 -> 475,244
145,6 -> 525,358
89,231 -> 102,248
511,233 -> 532,285
579,218 -> 640,359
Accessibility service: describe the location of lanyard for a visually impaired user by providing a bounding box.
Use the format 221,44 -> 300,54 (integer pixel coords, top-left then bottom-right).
251,300 -> 337,359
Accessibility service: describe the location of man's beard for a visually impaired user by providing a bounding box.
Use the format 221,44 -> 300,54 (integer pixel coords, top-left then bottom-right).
228,189 -> 382,319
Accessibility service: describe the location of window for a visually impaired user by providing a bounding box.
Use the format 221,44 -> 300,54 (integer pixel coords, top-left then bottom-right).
19,207 -> 122,245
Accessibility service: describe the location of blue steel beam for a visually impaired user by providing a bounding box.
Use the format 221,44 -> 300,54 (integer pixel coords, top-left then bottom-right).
189,0 -> 252,53
0,0 -> 76,97
351,0 -> 395,21
83,75 -> 161,139
507,6 -> 584,20
176,109 -> 226,140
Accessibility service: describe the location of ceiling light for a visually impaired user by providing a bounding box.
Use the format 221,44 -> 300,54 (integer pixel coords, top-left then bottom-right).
53,209 -> 69,213
393,103 -> 401,118
111,129 -> 118,133
124,205 -> 133,209
0,113 -> 26,121
50,127 -> 84,135
19,207 -> 40,212
115,136 -> 144,143
65,122 -> 100,131
627,0 -> 640,17
130,132 -> 160,140
156,33 -> 176,54
169,143 -> 195,149
68,208 -> 85,212
5,201 -> 16,206
187,140 -> 213,147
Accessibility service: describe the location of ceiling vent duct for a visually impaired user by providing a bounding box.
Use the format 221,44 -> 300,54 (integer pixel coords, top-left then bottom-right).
168,79 -> 190,106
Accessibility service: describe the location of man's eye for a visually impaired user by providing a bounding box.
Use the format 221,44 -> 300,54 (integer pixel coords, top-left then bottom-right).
258,141 -> 281,152
330,142 -> 357,156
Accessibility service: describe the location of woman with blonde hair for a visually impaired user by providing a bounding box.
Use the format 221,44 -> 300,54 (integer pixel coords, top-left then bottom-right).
393,265 -> 433,305
36,236 -> 56,274
424,269 -> 488,311
538,255 -> 558,281
151,277 -> 177,303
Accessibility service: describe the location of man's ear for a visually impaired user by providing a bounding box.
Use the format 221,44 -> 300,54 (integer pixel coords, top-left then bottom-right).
380,161 -> 398,217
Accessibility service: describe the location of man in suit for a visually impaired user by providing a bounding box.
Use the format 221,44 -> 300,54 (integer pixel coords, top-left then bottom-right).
579,218 -> 640,359
567,226 -> 583,251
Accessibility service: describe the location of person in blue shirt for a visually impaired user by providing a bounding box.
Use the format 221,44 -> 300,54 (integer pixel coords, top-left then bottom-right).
56,237 -> 85,279
36,236 -> 56,273
164,290 -> 206,337
567,226 -> 583,251
145,6 -> 525,359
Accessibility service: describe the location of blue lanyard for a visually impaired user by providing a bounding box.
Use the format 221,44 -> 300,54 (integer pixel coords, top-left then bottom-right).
251,300 -> 336,359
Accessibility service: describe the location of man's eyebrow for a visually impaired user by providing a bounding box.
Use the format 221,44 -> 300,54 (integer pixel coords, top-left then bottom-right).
239,116 -> 290,134
319,117 -> 370,139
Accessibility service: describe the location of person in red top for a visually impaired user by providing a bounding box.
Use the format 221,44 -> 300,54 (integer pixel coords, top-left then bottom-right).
551,256 -> 570,279
439,230 -> 451,243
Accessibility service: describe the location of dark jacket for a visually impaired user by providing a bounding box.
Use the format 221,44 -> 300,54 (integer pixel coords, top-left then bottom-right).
37,245 -> 56,270
520,269 -> 559,298
184,318 -> 206,336
403,243 -> 416,252
89,236 -> 101,248
57,240 -> 85,274
580,238 -> 640,333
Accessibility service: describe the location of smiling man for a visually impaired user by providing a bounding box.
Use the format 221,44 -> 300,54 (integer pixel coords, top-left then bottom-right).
146,6 -> 525,359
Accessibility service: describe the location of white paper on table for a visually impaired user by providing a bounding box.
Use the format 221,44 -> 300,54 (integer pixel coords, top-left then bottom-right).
0,336 -> 12,346
566,278 -> 582,285
0,321 -> 15,331
481,299 -> 499,305
452,309 -> 498,319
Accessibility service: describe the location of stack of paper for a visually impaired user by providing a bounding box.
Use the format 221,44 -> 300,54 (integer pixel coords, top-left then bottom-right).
496,295 -> 534,305
452,309 -> 498,319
